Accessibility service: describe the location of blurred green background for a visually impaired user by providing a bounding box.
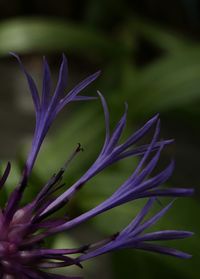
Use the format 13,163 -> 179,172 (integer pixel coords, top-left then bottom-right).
0,0 -> 199,278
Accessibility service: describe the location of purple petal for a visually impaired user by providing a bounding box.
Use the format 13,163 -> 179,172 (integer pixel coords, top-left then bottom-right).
137,230 -> 193,241
50,54 -> 68,110
116,139 -> 173,161
115,120 -> 161,197
0,162 -> 11,190
114,113 -> 159,155
119,198 -> 155,237
57,70 -> 101,113
73,95 -> 98,101
10,52 -> 40,114
40,163 -> 174,235
133,201 -> 174,236
104,103 -> 127,154
133,242 -> 192,259
127,160 -> 175,199
98,91 -> 110,152
137,188 -> 194,198
41,57 -> 51,110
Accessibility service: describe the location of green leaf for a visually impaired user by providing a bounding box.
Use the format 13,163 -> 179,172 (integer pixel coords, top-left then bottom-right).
131,17 -> 193,53
0,17 -> 127,59
122,48 -> 200,117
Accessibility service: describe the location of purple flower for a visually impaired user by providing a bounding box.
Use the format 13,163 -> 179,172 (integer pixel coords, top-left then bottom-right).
0,54 -> 193,278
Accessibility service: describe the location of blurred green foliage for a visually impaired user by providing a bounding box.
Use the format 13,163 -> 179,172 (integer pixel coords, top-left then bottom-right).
0,7 -> 199,279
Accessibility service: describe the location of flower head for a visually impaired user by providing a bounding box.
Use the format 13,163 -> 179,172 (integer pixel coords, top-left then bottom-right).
0,54 -> 193,278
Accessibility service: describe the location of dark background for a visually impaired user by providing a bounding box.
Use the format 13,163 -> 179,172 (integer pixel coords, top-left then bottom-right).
0,1 -> 199,278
